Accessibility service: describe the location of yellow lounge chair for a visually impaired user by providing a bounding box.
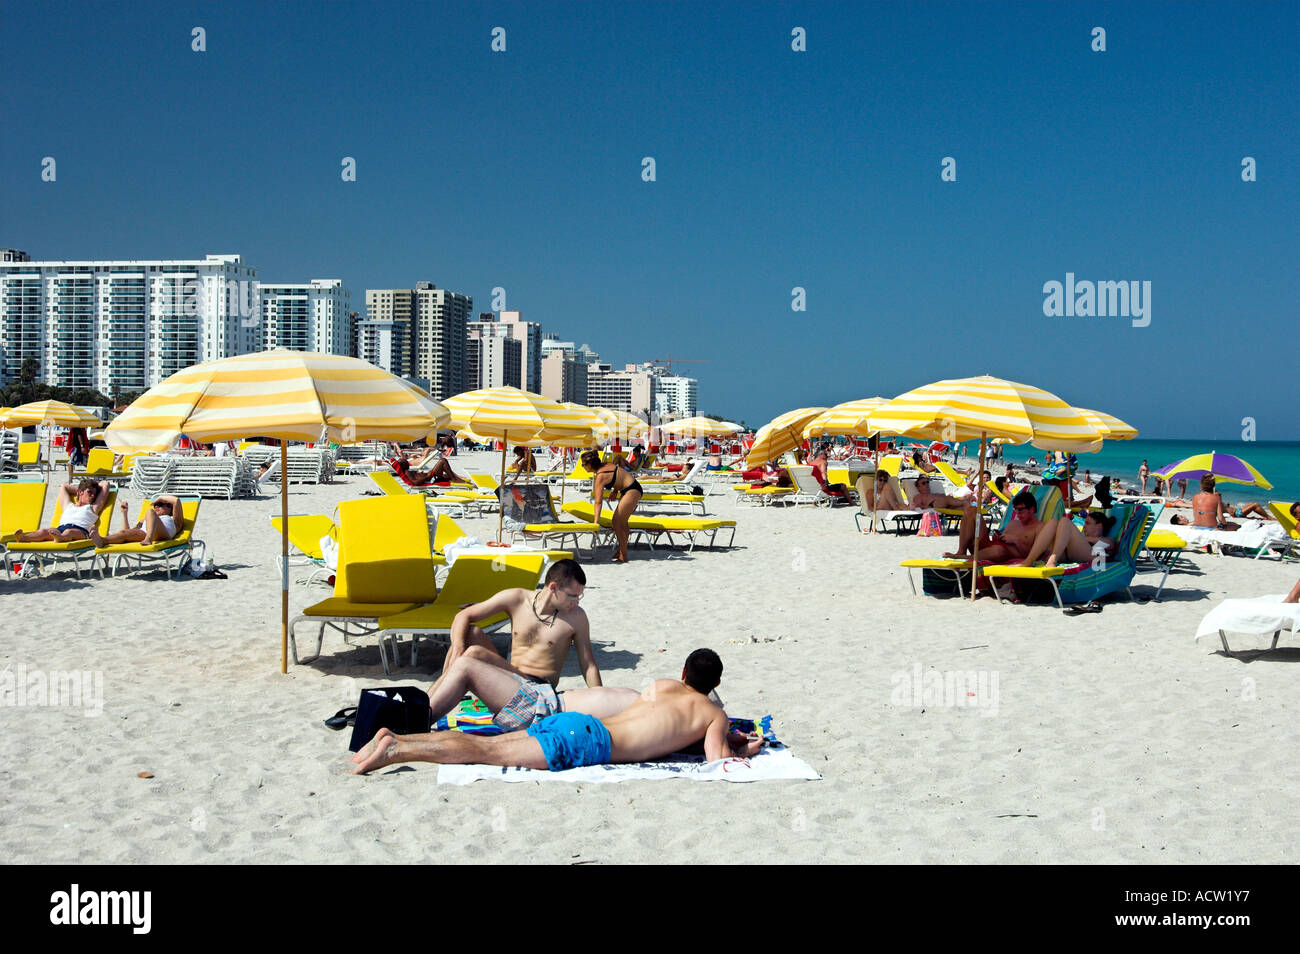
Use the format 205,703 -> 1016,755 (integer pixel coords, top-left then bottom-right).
97,497 -> 204,579
378,553 -> 550,666
271,513 -> 338,585
982,503 -> 1161,608
900,484 -> 1063,598
367,470 -> 471,516
17,442 -> 40,469
500,485 -> 605,553
1,480 -> 47,546
288,494 -> 438,674
72,447 -> 129,482
4,487 -> 117,579
1266,502 -> 1299,560
562,500 -> 736,552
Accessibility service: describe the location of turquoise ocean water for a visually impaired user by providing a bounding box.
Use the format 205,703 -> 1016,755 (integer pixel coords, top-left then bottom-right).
976,439 -> 1300,506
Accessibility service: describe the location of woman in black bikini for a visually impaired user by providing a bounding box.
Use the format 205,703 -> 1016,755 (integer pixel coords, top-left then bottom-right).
582,450 -> 643,563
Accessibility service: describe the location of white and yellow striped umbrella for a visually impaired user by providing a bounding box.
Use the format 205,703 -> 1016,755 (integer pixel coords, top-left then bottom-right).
801,397 -> 890,439
592,407 -> 649,443
443,387 -> 591,442
3,400 -> 102,428
1077,407 -> 1138,441
659,416 -> 742,438
103,351 -> 449,453
866,376 -> 1104,452
99,350 -> 451,675
745,407 -> 827,468
551,404 -> 609,448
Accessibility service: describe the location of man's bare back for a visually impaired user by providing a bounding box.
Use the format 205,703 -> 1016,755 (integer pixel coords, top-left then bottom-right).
604,679 -> 734,763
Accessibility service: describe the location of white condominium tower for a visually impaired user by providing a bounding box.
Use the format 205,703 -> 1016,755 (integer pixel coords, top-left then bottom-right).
260,279 -> 352,355
0,252 -> 259,395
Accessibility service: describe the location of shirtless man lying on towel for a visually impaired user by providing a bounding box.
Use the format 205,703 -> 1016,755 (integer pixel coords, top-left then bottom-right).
351,649 -> 763,774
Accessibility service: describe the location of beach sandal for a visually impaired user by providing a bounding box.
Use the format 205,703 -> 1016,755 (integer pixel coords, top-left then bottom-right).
1064,600 -> 1103,616
324,707 -> 357,730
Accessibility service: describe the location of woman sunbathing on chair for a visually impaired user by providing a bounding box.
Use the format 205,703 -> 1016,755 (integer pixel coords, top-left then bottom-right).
93,495 -> 181,546
392,447 -> 469,486
1011,512 -> 1118,568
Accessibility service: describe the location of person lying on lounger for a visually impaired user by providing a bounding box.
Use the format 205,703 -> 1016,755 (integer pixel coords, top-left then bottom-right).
12,480 -> 109,543
92,495 -> 182,546
438,558 -> 602,689
391,450 -> 468,486
943,489 -> 1044,562
907,474 -> 966,510
351,648 -> 763,774
1010,511 -> 1118,568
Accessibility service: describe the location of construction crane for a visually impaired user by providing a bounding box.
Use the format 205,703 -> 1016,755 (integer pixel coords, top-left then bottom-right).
648,354 -> 709,375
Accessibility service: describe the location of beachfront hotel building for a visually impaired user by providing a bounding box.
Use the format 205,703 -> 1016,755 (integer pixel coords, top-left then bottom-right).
654,374 -> 699,420
539,350 -> 589,404
585,363 -> 658,420
361,283 -> 471,400
259,279 -> 352,355
0,251 -> 260,395
467,323 -> 523,390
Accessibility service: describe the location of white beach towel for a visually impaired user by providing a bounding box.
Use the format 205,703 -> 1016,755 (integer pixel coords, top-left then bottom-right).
436,747 -> 821,785
1194,595 -> 1300,642
1167,520 -> 1285,551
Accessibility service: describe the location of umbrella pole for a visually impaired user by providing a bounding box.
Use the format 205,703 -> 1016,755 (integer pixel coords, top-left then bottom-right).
281,439 -> 289,673
497,432 -> 507,542
971,434 -> 987,602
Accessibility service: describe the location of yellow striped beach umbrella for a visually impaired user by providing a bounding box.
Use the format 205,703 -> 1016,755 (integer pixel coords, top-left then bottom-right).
868,376 -> 1106,599
443,387 -> 593,537
659,416 -> 742,438
103,350 -> 450,673
592,407 -> 649,444
1076,407 -> 1138,441
3,399 -> 102,428
867,376 -> 1103,452
801,398 -> 890,440
745,407 -> 827,468
103,351 -> 447,451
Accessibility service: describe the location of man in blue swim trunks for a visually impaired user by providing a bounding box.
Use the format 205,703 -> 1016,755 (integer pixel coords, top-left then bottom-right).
350,649 -> 764,774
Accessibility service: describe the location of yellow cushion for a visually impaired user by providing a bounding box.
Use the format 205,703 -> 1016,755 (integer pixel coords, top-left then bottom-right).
336,496 -> 435,604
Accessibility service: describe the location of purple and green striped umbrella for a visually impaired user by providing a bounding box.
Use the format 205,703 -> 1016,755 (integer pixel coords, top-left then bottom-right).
1153,452 -> 1272,489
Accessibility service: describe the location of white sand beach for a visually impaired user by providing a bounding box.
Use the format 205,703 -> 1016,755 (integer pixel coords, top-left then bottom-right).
3,452 -> 1298,864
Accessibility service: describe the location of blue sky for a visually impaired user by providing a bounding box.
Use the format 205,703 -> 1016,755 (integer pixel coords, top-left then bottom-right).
3,0 -> 1297,439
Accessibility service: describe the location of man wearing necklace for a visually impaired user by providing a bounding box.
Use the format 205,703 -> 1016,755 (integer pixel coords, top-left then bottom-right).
428,559 -> 632,731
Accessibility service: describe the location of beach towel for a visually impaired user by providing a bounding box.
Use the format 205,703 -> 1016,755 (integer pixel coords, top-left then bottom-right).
1194,595 -> 1300,643
434,715 -> 821,785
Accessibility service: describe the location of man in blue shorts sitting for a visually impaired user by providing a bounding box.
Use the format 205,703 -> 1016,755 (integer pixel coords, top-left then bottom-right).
350,649 -> 764,774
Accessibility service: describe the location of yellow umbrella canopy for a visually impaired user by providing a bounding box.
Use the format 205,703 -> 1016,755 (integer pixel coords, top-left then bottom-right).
550,404 -> 608,448
443,387 -> 589,441
745,407 -> 827,468
866,375 -> 1104,452
801,397 -> 890,439
659,416 -> 742,438
3,399 -> 102,428
103,351 -> 448,452
1076,407 -> 1138,441
592,407 -> 648,444
102,350 -> 451,674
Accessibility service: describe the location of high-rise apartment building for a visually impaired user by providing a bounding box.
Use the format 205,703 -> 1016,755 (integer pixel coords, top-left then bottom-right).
412,282 -> 471,401
585,363 -> 656,419
654,375 -> 699,420
0,252 -> 259,394
540,350 -> 588,404
260,279 -> 351,354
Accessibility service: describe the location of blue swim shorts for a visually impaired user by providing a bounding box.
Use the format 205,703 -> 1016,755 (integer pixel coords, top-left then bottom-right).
526,712 -> 612,771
